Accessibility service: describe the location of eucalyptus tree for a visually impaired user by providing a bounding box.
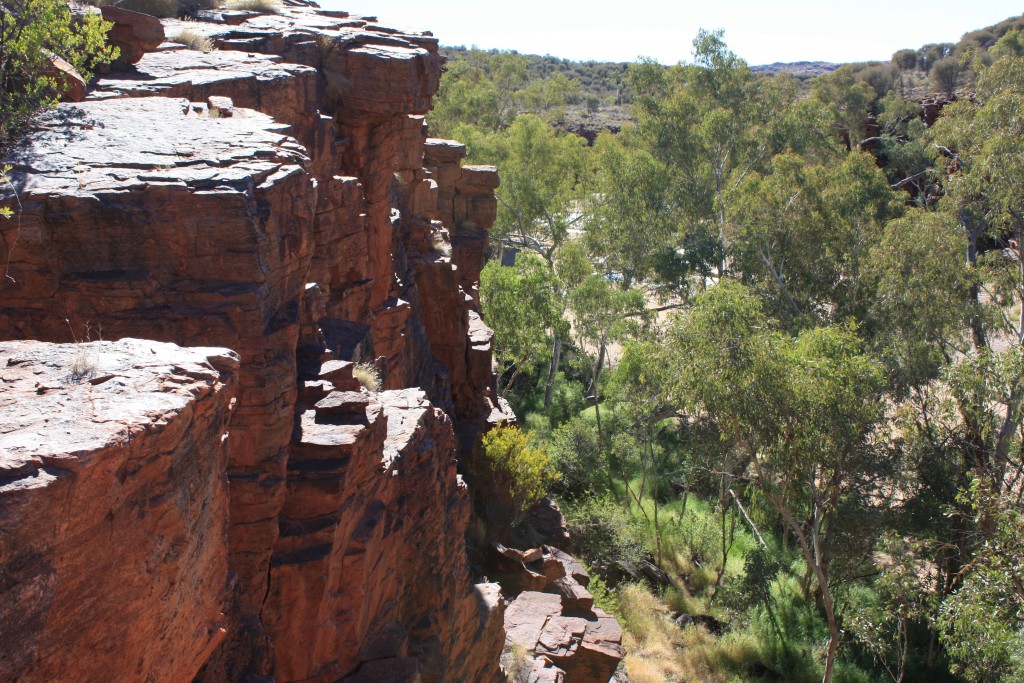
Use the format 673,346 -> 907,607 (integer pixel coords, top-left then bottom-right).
726,151 -> 901,328
480,253 -> 561,396
930,51 -> 1024,351
567,274 -> 647,446
670,281 -> 887,683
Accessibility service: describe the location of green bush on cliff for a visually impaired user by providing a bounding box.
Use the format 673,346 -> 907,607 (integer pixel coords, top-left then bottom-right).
480,425 -> 556,524
0,0 -> 117,146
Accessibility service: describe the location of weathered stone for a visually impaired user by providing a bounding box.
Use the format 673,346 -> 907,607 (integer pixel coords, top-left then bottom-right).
505,592 -> 624,683
266,389 -> 505,682
0,339 -> 237,683
207,94 -> 235,116
314,389 -> 371,417
102,6 -> 165,65
0,96 -> 314,622
0,5 -> 600,681
43,55 -> 85,102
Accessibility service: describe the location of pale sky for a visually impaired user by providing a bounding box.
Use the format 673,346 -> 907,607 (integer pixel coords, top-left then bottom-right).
319,0 -> 1024,65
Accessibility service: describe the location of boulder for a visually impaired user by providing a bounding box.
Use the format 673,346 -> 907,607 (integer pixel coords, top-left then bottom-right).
504,591 -> 624,683
101,6 -> 165,65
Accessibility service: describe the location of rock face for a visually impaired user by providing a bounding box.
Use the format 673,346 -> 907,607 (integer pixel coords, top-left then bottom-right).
0,4 -> 616,681
0,339 -> 237,682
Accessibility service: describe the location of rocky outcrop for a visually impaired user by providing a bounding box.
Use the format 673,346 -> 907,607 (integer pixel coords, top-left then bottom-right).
0,339 -> 237,682
496,542 -> 624,681
505,591 -> 624,683
0,4 -> 614,681
268,388 -> 503,682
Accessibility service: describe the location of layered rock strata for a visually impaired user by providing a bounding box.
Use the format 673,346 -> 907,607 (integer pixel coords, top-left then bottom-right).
504,591 -> 624,683
0,5 -> 510,680
0,4 -> 620,680
0,339 -> 238,682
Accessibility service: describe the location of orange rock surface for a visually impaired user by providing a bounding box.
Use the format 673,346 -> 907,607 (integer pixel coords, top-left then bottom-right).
0,339 -> 237,682
0,4 -> 617,681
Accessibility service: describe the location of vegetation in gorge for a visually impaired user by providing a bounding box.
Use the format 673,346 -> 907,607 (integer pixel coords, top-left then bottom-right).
446,12 -> 1024,683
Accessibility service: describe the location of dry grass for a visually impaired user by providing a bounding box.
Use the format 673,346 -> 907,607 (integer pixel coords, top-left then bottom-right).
623,654 -> 668,683
620,583 -> 762,683
502,643 -> 532,683
432,232 -> 452,258
67,346 -> 97,381
224,0 -> 282,13
168,27 -> 214,51
353,362 -> 381,392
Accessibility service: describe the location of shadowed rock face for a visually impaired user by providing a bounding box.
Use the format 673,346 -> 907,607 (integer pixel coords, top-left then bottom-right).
0,339 -> 238,683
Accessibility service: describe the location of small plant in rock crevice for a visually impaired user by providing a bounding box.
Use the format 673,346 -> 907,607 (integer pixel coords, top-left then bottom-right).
64,319 -> 101,382
353,362 -> 381,392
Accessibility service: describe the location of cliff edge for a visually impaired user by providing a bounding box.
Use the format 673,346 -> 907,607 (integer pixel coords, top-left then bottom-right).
0,4 -> 621,681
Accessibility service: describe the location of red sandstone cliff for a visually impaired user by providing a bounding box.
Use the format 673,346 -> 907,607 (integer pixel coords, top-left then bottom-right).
0,5 -> 621,681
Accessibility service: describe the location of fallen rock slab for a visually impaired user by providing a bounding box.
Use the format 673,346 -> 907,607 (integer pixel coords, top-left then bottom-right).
505,591 -> 624,683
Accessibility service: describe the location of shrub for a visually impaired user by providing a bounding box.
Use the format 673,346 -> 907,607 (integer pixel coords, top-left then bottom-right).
224,0 -> 281,13
480,425 -> 556,524
562,496 -> 649,570
856,63 -> 898,99
892,48 -> 918,71
0,0 -> 118,145
930,56 -> 962,96
549,416 -> 607,497
352,362 -> 381,392
502,643 -> 532,683
168,27 -> 214,51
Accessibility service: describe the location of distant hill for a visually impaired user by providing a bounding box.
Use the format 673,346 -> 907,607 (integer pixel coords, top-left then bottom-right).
752,61 -> 841,78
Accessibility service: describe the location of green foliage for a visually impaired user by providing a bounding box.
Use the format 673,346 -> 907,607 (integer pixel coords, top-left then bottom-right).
991,30 -> 1024,59
549,416 -> 606,497
939,481 -> 1024,682
810,66 -> 876,149
585,565 -> 620,616
857,63 -> 898,99
930,56 -> 962,96
429,49 -> 581,137
892,48 -> 918,71
441,21 -> 1024,683
562,496 -> 649,571
469,114 -> 589,254
479,426 -> 556,524
847,533 -> 940,683
480,253 -> 560,395
865,209 -> 973,390
0,0 -> 118,144
0,164 -> 13,219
